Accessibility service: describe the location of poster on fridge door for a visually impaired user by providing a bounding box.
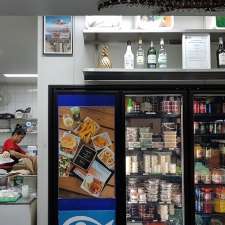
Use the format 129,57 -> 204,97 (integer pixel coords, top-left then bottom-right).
57,94 -> 116,199
58,199 -> 115,225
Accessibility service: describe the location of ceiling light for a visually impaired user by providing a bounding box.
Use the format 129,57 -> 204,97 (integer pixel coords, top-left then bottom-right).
3,74 -> 38,78
98,0 -> 225,13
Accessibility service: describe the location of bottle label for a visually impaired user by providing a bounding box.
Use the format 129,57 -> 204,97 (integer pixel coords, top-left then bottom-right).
124,57 -> 134,69
148,55 -> 156,64
137,55 -> 144,65
219,53 -> 225,65
158,54 -> 167,64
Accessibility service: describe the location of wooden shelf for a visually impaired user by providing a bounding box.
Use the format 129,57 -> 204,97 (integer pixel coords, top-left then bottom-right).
83,68 -> 225,82
83,29 -> 225,43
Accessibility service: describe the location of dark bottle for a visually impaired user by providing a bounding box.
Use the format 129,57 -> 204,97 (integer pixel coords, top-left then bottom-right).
217,37 -> 225,68
147,41 -> 157,68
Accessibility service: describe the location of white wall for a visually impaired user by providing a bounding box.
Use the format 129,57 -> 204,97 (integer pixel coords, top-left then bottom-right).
37,16 -> 96,225
0,16 -> 37,74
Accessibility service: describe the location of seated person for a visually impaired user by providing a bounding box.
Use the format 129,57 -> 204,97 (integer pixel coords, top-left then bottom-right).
2,124 -> 37,174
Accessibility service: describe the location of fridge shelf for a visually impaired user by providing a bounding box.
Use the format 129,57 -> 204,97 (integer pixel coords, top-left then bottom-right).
195,212 -> 225,216
126,173 -> 182,182
126,148 -> 179,154
125,112 -> 180,119
127,201 -> 183,207
194,134 -> 225,139
194,113 -> 225,121
195,183 -> 225,187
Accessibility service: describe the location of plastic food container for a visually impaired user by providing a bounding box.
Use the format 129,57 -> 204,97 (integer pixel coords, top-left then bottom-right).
139,133 -> 153,139
140,138 -> 152,149
139,127 -> 150,133
127,142 -> 141,149
212,168 -> 225,184
126,127 -> 138,142
164,142 -> 177,149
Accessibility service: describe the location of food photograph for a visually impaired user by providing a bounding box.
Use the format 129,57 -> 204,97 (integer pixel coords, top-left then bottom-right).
58,105 -> 115,198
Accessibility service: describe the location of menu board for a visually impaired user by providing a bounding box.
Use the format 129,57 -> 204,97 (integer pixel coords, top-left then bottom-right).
57,94 -> 115,199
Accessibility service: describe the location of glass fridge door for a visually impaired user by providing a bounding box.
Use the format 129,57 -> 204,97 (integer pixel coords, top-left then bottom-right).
193,94 -> 225,225
125,94 -> 184,225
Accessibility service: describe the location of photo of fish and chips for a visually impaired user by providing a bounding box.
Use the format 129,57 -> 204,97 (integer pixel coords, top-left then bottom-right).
58,105 -> 115,198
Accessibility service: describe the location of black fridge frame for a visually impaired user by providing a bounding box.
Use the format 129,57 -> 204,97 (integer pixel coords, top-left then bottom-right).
48,85 -> 124,225
189,87 -> 225,224
50,84 -> 225,225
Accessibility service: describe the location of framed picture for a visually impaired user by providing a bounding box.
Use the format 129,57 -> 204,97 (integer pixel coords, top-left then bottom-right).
135,16 -> 174,30
43,16 -> 73,55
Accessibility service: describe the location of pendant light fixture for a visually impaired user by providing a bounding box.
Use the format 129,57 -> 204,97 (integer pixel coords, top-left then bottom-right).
98,0 -> 225,13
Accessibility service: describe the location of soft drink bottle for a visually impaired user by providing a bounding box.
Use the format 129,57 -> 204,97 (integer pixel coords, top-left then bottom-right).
199,97 -> 206,114
194,97 -> 199,114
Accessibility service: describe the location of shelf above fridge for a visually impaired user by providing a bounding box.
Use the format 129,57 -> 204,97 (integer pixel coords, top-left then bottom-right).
125,112 -> 180,119
83,29 -> 225,43
83,68 -> 225,83
194,113 -> 225,121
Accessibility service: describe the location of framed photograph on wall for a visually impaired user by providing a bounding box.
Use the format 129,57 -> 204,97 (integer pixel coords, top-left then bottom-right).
43,16 -> 73,55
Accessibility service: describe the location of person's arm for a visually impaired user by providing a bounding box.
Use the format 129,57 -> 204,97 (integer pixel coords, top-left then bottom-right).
8,149 -> 29,159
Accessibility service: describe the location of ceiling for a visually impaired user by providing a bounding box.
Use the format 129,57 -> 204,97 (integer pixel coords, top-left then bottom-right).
0,0 -> 225,15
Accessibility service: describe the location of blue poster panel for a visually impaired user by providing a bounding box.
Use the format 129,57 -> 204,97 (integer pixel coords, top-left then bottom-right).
57,94 -> 116,225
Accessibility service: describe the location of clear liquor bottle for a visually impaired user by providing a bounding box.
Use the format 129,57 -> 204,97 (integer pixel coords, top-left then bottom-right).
217,37 -> 225,68
158,38 -> 167,68
136,38 -> 145,68
124,40 -> 134,69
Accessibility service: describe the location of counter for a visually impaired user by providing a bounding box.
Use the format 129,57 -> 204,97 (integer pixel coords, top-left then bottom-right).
0,195 -> 37,225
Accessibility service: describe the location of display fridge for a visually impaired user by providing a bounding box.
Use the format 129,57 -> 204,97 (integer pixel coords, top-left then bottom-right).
191,91 -> 225,225
48,86 -> 190,225
124,92 -> 188,225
